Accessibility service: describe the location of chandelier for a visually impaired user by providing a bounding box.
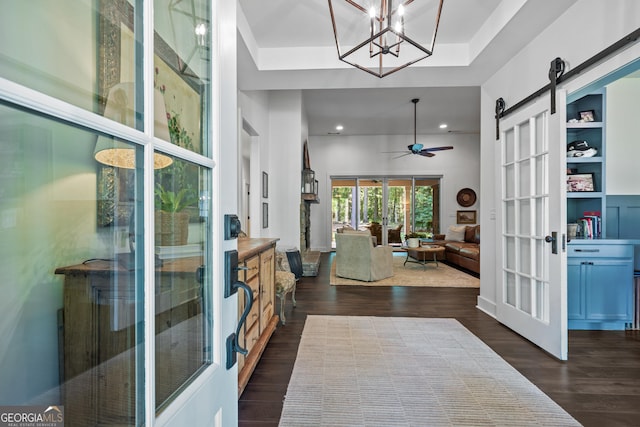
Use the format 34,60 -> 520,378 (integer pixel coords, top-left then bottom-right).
328,0 -> 444,78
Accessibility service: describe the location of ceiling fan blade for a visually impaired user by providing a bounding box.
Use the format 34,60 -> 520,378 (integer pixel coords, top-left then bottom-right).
418,151 -> 436,157
381,150 -> 410,153
392,153 -> 412,159
422,146 -> 454,152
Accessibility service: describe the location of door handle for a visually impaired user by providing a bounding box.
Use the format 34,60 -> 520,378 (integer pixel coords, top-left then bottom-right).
226,281 -> 254,369
544,232 -> 558,254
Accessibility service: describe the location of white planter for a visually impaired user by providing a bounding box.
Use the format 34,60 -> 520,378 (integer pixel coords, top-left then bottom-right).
407,238 -> 420,248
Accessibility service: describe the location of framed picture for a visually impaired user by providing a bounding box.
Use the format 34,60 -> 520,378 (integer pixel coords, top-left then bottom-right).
567,173 -> 595,192
579,110 -> 595,122
262,203 -> 269,228
456,210 -> 477,224
262,172 -> 268,198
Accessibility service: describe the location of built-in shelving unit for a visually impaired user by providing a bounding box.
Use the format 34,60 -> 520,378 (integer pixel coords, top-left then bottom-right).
566,89 -> 606,238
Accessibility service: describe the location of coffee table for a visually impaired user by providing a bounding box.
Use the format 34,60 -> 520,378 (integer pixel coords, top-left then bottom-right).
402,244 -> 445,269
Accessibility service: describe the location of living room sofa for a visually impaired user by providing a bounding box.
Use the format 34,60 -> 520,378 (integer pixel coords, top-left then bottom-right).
432,225 -> 480,275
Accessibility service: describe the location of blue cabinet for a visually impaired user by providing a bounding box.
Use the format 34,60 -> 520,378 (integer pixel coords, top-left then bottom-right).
568,243 -> 633,330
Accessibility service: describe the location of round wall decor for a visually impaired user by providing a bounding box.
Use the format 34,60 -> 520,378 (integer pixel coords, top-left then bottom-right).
456,188 -> 476,207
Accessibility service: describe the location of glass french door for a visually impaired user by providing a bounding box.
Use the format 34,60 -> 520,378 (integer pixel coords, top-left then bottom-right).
331,176 -> 440,247
0,1 -> 239,425
496,92 -> 568,360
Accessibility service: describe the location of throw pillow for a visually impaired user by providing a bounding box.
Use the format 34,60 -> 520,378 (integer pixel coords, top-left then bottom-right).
445,225 -> 466,242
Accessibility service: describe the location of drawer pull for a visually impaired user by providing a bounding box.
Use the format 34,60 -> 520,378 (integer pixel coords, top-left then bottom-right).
575,249 -> 599,253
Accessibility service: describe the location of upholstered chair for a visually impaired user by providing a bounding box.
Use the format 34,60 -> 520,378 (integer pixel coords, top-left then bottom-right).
335,231 -> 393,281
275,251 -> 296,324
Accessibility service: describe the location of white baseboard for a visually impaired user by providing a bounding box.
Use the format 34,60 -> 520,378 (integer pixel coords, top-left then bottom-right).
476,296 -> 496,318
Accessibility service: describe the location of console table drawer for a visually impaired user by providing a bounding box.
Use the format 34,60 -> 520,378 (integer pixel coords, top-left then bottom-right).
243,255 -> 260,281
568,244 -> 632,258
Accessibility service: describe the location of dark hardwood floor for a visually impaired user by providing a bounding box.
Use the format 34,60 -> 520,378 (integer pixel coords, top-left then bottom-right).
239,253 -> 640,427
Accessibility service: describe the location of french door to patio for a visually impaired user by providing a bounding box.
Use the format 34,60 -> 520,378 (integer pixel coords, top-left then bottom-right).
331,176 -> 440,247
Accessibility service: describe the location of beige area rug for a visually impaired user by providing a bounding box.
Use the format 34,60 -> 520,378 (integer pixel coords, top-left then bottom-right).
330,254 -> 479,287
279,316 -> 581,427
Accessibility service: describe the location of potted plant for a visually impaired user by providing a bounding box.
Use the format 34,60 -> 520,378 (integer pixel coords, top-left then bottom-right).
404,232 -> 421,248
155,185 -> 198,246
154,112 -> 198,246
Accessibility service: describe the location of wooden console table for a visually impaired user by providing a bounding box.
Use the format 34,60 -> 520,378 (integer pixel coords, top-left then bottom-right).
55,256 -> 204,425
55,238 -> 279,423
236,237 -> 279,396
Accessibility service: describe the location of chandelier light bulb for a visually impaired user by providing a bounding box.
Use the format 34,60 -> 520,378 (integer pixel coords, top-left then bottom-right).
195,23 -> 206,36
398,4 -> 405,16
395,21 -> 402,33
369,6 -> 376,18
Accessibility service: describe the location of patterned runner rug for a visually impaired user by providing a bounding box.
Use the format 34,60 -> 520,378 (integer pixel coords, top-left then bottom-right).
330,255 -> 479,287
279,316 -> 581,427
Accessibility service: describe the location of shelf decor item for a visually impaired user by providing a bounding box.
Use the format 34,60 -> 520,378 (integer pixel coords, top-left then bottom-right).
456,188 -> 476,207
579,110 -> 595,122
567,173 -> 595,192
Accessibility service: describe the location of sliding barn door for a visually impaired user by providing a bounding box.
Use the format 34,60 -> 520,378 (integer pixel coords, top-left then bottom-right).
496,92 -> 568,360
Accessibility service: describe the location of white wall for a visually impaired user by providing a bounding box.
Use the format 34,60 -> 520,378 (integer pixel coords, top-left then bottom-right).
309,133 -> 480,251
239,90 -> 270,235
479,0 -> 640,316
239,89 -> 307,250
606,76 -> 640,194
268,91 -> 303,248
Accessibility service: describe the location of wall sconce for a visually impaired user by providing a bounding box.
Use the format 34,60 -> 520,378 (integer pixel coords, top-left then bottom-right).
302,168 -> 315,194
94,82 -> 173,169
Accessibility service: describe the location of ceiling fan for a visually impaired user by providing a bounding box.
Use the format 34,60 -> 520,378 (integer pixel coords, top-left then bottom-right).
385,98 -> 453,159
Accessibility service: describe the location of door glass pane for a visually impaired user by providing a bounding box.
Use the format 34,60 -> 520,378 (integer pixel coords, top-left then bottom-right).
504,129 -> 515,162
535,154 -> 546,195
505,272 -> 516,306
1,2 -> 138,119
414,178 -> 439,235
154,154 -> 211,410
535,112 -> 547,153
519,237 -> 531,275
519,199 -> 531,235
0,104 -> 145,425
505,164 -> 515,199
534,281 -> 546,321
505,201 -> 515,234
534,198 -> 546,237
535,239 -> 545,278
331,178 -> 357,247
520,276 -> 532,314
519,159 -> 531,197
154,0 -> 210,155
358,179 -> 383,243
518,120 -> 530,160
387,179 -> 410,245
505,237 -> 516,270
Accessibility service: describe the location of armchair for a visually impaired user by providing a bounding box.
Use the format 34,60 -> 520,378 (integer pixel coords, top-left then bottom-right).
335,231 -> 394,282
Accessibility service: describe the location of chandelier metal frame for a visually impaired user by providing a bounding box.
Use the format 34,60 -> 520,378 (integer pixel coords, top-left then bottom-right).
328,0 -> 444,78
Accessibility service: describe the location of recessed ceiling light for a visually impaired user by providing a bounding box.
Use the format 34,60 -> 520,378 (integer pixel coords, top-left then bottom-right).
439,123 -> 448,129
336,125 -> 344,131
